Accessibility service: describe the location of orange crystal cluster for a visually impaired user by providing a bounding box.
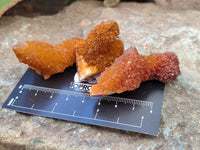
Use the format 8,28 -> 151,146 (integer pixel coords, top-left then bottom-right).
90,46 -> 180,96
76,20 -> 124,81
13,20 -> 124,81
13,38 -> 81,79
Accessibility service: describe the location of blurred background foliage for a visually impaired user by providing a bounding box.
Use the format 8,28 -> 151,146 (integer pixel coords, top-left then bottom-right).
0,0 -> 20,16
0,0 -> 153,17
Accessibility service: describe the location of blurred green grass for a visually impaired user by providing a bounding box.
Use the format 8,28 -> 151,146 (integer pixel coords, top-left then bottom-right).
0,0 -> 20,16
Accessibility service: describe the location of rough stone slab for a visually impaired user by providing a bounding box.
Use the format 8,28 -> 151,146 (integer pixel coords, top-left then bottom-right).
0,1 -> 200,149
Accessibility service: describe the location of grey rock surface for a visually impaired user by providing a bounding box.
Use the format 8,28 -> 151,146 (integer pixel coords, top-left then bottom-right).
0,1 -> 200,149
154,0 -> 200,10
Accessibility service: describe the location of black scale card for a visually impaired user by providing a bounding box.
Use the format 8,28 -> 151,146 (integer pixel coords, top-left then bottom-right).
2,65 -> 165,136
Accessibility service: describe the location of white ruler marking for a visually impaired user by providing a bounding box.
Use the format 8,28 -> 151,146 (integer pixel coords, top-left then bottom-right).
10,104 -> 144,128
50,93 -> 54,99
34,90 -> 38,96
117,117 -> 119,124
52,103 -> 57,112
82,97 -> 85,103
115,101 -> 118,108
140,116 -> 144,128
7,98 -> 14,106
31,104 -> 35,109
11,84 -> 151,129
66,95 -> 69,101
22,84 -> 153,107
73,110 -> 76,116
94,112 -> 98,119
11,99 -> 16,106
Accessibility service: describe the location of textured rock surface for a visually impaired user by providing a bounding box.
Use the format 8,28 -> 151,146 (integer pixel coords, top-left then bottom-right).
0,1 -> 200,149
154,0 -> 200,10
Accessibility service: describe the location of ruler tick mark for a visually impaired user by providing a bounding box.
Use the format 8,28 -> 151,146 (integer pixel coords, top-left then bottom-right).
7,98 -> 14,106
73,110 -> 76,116
52,103 -> 57,112
94,112 -> 98,119
82,97 -> 85,103
98,101 -> 101,105
50,93 -> 54,99
117,117 -> 119,123
115,101 -> 118,108
34,90 -> 38,96
11,99 -> 16,106
31,104 -> 35,109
